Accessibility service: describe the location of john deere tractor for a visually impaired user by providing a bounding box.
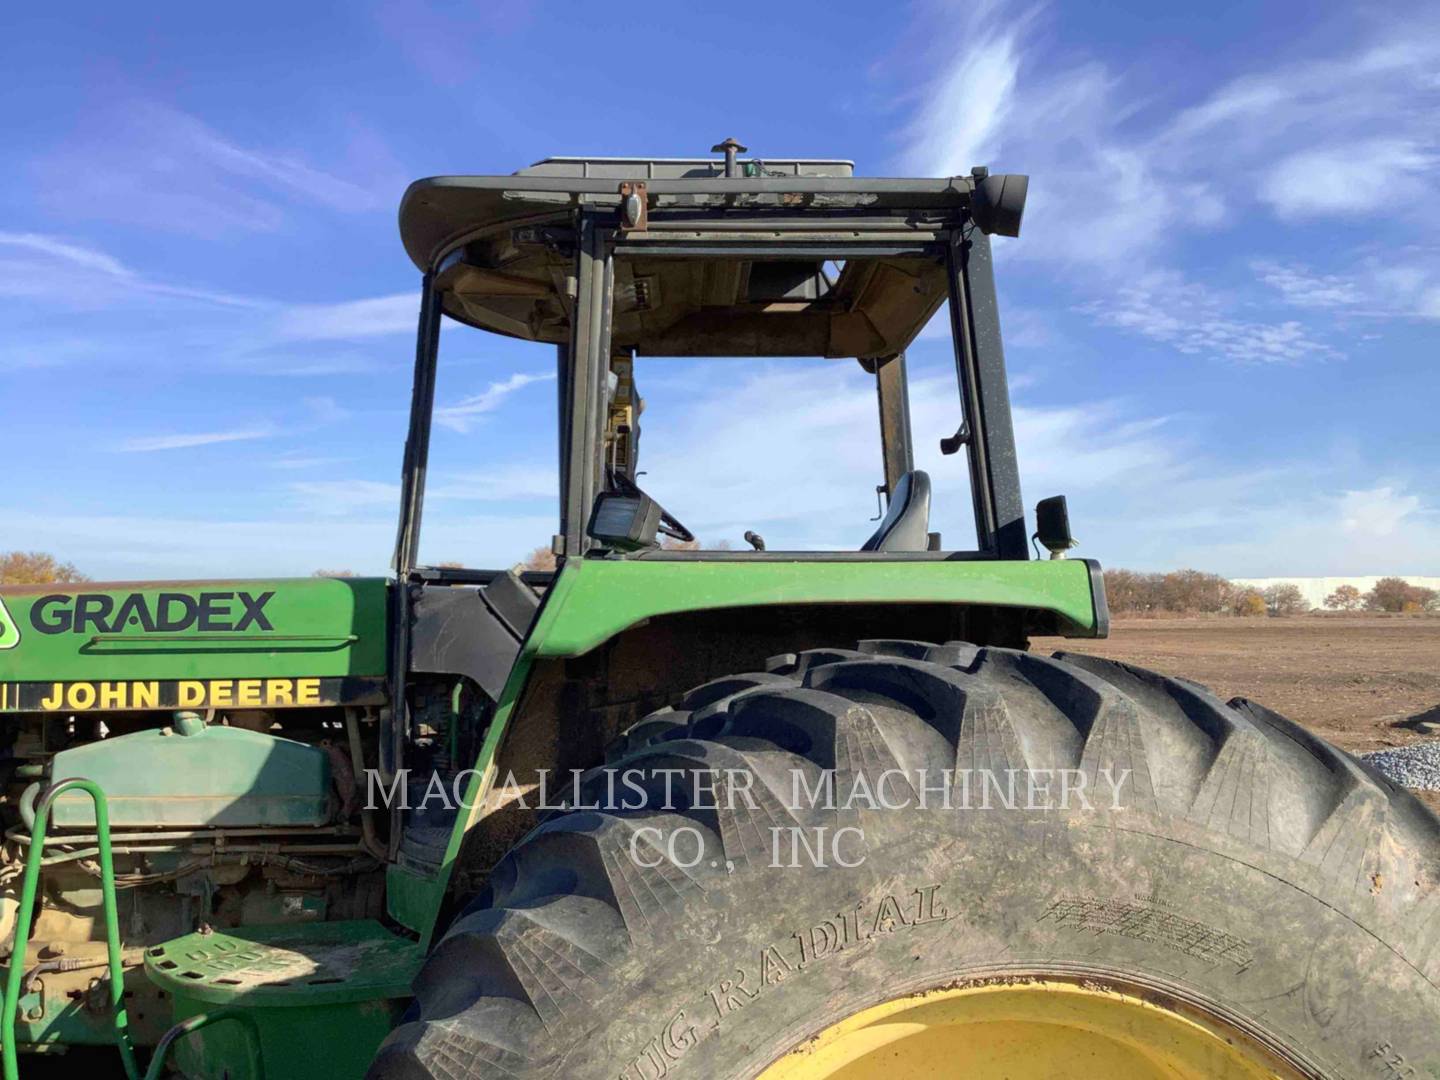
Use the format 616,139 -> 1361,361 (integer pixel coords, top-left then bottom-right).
1,144 -> 1438,1080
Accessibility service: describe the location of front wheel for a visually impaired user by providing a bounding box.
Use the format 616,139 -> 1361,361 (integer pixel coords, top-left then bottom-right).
374,641 -> 1440,1079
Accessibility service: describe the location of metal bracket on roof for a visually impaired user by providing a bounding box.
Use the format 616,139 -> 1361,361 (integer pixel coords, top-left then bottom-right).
513,226 -> 577,257
618,181 -> 648,231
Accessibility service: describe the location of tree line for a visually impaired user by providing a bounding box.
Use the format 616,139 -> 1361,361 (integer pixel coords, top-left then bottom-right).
1320,578 -> 1439,613
0,551 -> 88,584
1103,570 -> 1439,617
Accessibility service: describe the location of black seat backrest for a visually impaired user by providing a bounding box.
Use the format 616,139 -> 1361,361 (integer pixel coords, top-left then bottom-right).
861,470 -> 932,552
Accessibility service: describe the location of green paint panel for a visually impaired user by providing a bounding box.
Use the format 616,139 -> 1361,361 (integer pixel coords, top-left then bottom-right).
535,557 -> 1101,657
385,864 -> 440,934
417,556 -> 1104,945
0,577 -> 388,683
42,724 -> 332,828
146,920 -> 421,1080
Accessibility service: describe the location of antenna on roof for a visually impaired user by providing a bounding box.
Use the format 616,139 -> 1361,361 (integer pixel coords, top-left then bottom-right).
711,137 -> 748,177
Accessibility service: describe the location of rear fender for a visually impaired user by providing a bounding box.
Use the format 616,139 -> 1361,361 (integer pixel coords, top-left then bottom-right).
412,556 -> 1107,944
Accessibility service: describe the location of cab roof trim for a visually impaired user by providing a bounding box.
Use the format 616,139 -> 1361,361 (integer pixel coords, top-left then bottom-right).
398,170 -> 1017,271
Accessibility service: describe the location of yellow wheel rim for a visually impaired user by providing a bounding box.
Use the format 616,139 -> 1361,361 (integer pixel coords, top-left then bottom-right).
757,977 -> 1307,1079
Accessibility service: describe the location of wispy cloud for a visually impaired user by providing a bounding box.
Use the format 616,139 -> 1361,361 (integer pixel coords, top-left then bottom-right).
1177,480 -> 1440,577
1251,262 -> 1366,309
265,454 -> 353,470
0,230 -> 262,308
428,464 -> 557,501
1338,484 -> 1423,537
0,231 -> 424,372
121,395 -> 352,458
158,107 -> 381,213
373,0 -> 535,85
899,5 -> 1221,269
902,7 -> 1440,243
248,355 -> 390,377
1155,34 -> 1437,238
434,371 -> 556,432
1253,255 -> 1440,322
635,362 -> 1181,550
303,395 -> 350,425
1259,139 -> 1434,221
896,2 -> 1440,363
1079,272 -> 1337,364
288,462 -> 557,517
1163,38 -> 1440,227
116,427 -> 275,452
289,479 -> 399,515
31,101 -> 396,236
0,231 -> 134,278
276,293 -> 416,340
901,3 -> 1031,179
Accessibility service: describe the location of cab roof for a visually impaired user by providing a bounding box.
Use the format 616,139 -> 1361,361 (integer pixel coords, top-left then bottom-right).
398,154 -> 1026,358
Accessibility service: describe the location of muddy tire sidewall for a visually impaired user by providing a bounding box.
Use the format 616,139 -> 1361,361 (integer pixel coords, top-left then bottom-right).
586,809 -> 1433,1080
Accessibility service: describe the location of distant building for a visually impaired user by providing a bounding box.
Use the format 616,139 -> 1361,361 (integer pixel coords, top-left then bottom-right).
1231,576 -> 1440,610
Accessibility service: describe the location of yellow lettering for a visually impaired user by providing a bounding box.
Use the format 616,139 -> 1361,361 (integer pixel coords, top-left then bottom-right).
265,679 -> 293,706
133,682 -> 158,709
296,678 -> 320,706
210,680 -> 233,707
40,684 -> 65,710
99,683 -> 126,709
236,679 -> 262,707
68,683 -> 96,710
178,681 -> 206,707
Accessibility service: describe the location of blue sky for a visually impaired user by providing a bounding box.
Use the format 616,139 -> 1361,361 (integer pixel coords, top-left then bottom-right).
2,0 -> 1436,579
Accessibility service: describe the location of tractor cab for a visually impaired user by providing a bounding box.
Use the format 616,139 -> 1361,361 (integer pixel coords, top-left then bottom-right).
372,146 -> 1399,1080
380,144 -> 1102,958
393,143 -> 1034,571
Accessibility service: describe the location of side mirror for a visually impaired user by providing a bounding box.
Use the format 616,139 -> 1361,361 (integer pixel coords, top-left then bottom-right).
588,492 -> 662,551
1034,495 -> 1077,559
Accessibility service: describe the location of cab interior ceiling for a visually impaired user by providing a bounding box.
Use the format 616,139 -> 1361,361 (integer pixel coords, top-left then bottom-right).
434,238 -> 949,358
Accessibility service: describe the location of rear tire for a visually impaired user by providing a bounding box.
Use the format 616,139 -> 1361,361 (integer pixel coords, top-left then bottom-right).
372,641 -> 1440,1079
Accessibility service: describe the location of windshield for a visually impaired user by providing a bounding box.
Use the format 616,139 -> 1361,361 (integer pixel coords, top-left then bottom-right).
632,348 -> 978,552
398,216 -> 1025,572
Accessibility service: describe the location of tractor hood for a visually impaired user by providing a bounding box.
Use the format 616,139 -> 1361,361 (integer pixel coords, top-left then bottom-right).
0,577 -> 389,713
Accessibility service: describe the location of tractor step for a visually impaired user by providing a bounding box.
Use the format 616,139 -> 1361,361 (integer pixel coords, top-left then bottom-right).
144,920 -> 421,1080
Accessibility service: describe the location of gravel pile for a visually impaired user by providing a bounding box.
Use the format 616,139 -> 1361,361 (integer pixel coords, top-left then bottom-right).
1362,741 -> 1440,791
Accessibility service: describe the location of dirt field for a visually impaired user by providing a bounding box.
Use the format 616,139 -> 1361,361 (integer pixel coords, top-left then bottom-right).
1035,615 -> 1440,806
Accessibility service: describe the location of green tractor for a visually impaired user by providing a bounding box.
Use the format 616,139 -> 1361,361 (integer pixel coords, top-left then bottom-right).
1,143 -> 1437,1080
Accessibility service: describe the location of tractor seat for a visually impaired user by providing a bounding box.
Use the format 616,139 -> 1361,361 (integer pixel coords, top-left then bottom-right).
861,470 -> 932,552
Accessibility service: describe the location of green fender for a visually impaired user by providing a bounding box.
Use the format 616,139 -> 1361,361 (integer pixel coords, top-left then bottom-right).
395,556 -> 1106,945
